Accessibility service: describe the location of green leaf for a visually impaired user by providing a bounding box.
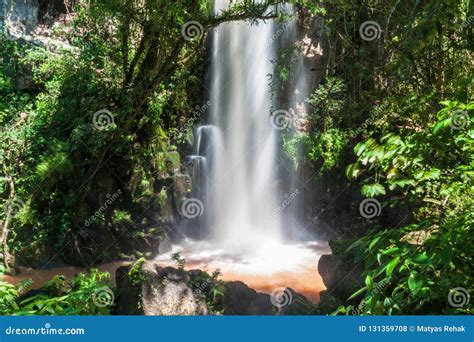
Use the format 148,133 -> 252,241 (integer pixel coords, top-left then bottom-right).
346,239 -> 362,252
347,286 -> 368,301
440,247 -> 453,266
383,297 -> 393,308
368,236 -> 382,251
439,100 -> 452,107
382,247 -> 400,255
408,273 -> 423,295
365,274 -> 373,288
361,183 -> 386,197
420,169 -> 441,181
433,119 -> 449,134
386,256 -> 400,277
346,163 -> 361,179
409,253 -> 430,265
377,252 -> 383,264
354,141 -> 366,156
388,179 -> 415,190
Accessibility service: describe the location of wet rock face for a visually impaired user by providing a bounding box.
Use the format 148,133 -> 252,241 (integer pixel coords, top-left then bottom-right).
115,261 -> 319,315
0,0 -> 74,35
318,253 -> 364,302
115,262 -> 208,316
275,288 -> 316,315
219,281 -> 275,315
218,282 -> 316,315
1,0 -> 39,36
1,0 -> 74,91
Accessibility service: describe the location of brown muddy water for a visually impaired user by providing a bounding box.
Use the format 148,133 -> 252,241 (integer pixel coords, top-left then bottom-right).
3,240 -> 330,303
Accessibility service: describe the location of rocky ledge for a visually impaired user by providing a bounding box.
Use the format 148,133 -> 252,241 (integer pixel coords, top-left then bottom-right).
114,260 -> 315,315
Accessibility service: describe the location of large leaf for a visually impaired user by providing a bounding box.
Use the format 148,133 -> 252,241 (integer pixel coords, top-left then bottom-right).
361,183 -> 386,197
408,273 -> 423,295
409,253 -> 431,265
388,179 -> 416,190
355,138 -> 376,156
346,163 -> 361,179
368,236 -> 382,251
346,239 -> 363,252
386,256 -> 400,277
382,247 -> 400,255
433,119 -> 450,134
347,286 -> 368,301
440,247 -> 453,266
419,169 -> 441,181
365,274 -> 374,287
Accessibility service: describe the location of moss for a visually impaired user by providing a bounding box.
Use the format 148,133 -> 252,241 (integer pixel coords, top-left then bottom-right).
128,258 -> 147,287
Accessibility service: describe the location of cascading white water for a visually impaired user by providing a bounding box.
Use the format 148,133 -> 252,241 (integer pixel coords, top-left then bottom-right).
196,0 -> 282,252
158,1 -> 329,302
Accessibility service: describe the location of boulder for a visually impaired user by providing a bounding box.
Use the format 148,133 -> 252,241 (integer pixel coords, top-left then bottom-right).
115,261 -> 208,315
218,283 -> 315,315
219,281 -> 275,315
318,253 -> 364,301
275,288 -> 316,315
1,0 -> 39,37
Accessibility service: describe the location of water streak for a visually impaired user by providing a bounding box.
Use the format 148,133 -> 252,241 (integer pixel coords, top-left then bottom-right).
193,0 -> 282,252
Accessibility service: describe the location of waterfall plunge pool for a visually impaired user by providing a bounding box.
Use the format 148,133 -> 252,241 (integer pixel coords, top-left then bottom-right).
3,239 -> 330,305
154,238 -> 330,303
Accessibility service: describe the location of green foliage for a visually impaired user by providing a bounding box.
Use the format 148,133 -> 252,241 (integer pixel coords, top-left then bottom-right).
0,280 -> 22,313
1,0 -> 472,317
128,258 -> 147,287
282,77 -> 349,173
284,128 -> 347,174
171,252 -> 185,270
0,269 -> 114,315
340,210 -> 473,315
0,0 -> 289,271
347,102 -> 472,216
187,269 -> 225,315
307,77 -> 347,127
339,102 -> 473,315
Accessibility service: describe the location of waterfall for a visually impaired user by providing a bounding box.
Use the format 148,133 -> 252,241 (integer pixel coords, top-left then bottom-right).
160,1 -> 328,302
189,0 -> 282,252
